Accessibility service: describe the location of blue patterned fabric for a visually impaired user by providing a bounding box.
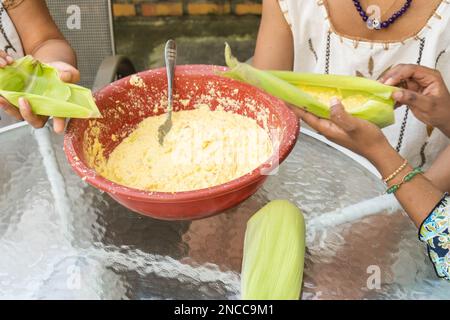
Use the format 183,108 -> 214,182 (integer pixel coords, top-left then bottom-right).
419,193 -> 450,281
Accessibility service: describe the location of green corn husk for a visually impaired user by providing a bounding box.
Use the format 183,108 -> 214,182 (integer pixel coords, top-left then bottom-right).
241,200 -> 306,300
222,43 -> 396,128
0,55 -> 101,118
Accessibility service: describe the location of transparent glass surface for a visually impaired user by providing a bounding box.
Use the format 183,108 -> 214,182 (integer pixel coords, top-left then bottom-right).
0,125 -> 449,300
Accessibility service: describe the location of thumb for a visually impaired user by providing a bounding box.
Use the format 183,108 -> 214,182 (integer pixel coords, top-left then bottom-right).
47,61 -> 80,83
59,70 -> 73,83
329,97 -> 358,132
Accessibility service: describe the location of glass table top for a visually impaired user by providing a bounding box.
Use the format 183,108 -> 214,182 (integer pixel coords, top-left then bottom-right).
0,124 -> 449,299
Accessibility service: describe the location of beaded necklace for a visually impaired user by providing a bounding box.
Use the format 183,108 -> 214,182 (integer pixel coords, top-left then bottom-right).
353,0 -> 413,30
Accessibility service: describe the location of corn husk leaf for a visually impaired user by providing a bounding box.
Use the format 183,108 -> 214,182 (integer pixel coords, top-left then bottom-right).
269,71 -> 394,100
0,55 -> 100,119
222,43 -> 396,128
241,200 -> 306,300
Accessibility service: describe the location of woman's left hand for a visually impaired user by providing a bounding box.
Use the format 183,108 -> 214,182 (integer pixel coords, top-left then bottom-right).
295,98 -> 392,163
0,59 -> 80,133
379,64 -> 450,138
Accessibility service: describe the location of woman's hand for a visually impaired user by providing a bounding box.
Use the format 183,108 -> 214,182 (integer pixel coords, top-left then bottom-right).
294,98 -> 392,163
47,61 -> 80,84
379,64 -> 450,138
0,52 -> 80,134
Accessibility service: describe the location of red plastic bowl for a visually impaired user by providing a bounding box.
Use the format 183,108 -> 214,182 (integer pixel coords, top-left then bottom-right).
64,65 -> 299,220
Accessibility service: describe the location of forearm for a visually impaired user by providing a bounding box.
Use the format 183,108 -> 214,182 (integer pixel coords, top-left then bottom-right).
253,0 -> 294,70
367,144 -> 444,228
31,39 -> 77,67
425,145 -> 450,193
6,0 -> 76,67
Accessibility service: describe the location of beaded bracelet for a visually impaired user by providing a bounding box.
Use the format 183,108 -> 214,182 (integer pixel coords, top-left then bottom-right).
386,167 -> 423,194
383,159 -> 408,183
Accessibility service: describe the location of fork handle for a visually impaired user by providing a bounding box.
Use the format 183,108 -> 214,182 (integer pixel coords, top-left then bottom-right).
165,40 -> 177,113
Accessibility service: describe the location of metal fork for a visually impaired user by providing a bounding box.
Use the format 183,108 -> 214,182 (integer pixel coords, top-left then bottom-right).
158,39 -> 177,145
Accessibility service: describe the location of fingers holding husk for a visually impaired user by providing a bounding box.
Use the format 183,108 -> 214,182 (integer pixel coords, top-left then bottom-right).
381,64 -> 439,88
0,51 -> 13,68
329,98 -> 358,132
0,96 -> 22,119
48,61 -> 81,84
0,90 -> 99,119
297,107 -> 342,141
0,57 -> 7,67
17,98 -> 66,133
53,117 -> 66,134
297,108 -> 321,129
0,50 -> 13,62
379,64 -> 416,85
392,89 -> 434,113
18,97 -> 48,129
58,70 -> 73,83
0,56 -> 100,119
287,103 -> 306,118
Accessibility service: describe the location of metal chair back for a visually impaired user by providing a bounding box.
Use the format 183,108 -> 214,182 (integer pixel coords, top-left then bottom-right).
45,0 -> 116,88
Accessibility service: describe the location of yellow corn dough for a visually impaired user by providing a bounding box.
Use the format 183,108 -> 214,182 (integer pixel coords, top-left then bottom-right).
98,107 -> 273,192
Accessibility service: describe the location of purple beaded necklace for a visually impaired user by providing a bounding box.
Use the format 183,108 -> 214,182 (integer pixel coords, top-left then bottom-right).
353,0 -> 413,30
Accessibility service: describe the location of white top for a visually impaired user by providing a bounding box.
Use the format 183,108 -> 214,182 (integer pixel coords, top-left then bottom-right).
278,0 -> 450,168
0,3 -> 24,128
0,4 -> 23,58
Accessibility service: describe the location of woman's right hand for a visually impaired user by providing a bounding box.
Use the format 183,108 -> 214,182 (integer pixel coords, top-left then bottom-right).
0,51 -> 19,122
0,50 -> 67,133
379,64 -> 450,138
